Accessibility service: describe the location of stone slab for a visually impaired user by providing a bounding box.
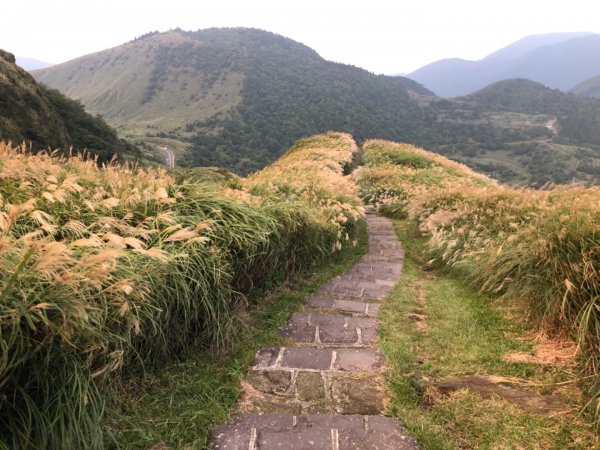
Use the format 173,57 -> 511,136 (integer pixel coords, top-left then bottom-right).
335,349 -> 382,372
331,375 -> 385,415
246,369 -> 293,395
279,313 -> 316,343
255,347 -> 281,368
338,430 -> 420,450
258,428 -> 333,449
280,347 -> 333,370
306,295 -> 334,309
333,299 -> 368,313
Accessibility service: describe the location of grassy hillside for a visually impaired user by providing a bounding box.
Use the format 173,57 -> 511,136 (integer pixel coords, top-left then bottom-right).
357,140 -> 600,428
34,29 -> 600,185
0,49 -> 138,163
34,28 -> 431,173
571,74 -> 600,98
428,79 -> 600,185
0,132 -> 363,448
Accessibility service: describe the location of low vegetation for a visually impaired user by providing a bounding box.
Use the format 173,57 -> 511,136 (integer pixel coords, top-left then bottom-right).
0,132 -> 363,449
357,140 -> 600,429
380,221 -> 598,448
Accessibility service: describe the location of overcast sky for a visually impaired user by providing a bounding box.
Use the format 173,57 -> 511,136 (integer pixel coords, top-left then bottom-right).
4,0 -> 600,74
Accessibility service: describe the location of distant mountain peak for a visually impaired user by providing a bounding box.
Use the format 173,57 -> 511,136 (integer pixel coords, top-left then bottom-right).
408,32 -> 600,97
15,55 -> 54,71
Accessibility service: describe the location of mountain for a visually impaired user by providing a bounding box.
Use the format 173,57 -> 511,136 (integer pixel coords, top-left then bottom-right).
408,33 -> 600,97
15,56 -> 53,71
571,74 -> 600,98
0,49 -> 138,162
426,79 -> 600,184
33,28 -> 433,173
32,28 -> 600,186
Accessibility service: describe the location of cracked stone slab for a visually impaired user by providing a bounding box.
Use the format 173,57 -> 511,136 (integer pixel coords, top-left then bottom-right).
331,374 -> 386,415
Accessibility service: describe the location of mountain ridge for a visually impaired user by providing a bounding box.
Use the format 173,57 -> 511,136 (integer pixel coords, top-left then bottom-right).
408,33 -> 600,97
32,28 -> 600,185
571,73 -> 600,98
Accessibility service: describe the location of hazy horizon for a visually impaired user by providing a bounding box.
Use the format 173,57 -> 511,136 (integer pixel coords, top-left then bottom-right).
4,0 -> 600,74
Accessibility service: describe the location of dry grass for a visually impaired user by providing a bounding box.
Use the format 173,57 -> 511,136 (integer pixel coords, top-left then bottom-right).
0,132 -> 364,448
358,139 -> 600,428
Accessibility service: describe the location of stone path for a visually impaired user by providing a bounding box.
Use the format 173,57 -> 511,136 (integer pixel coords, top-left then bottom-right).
210,211 -> 419,449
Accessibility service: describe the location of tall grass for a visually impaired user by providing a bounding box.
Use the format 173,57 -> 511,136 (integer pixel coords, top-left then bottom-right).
357,139 -> 600,428
0,133 -> 363,448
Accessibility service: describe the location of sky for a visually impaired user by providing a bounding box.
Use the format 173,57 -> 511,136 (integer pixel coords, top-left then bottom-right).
3,0 -> 600,74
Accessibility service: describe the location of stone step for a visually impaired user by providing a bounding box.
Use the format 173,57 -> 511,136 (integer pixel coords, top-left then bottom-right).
245,370 -> 386,415
307,295 -> 381,316
210,414 -> 419,449
254,347 -> 383,372
279,312 -> 378,346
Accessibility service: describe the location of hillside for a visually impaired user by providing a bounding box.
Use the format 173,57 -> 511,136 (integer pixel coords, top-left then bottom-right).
426,79 -> 600,185
33,28 -> 433,173
33,28 -> 600,185
0,49 -> 138,162
571,74 -> 600,98
408,33 -> 600,97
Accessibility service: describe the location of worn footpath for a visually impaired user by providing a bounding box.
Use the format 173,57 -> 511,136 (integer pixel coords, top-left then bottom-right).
210,211 -> 419,449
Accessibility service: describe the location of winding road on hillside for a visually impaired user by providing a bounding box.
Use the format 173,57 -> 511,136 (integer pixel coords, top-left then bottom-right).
163,147 -> 175,169
210,210 -> 418,449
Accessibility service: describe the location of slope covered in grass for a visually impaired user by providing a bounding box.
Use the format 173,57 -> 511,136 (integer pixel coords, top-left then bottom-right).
0,132 -> 363,448
0,49 -> 138,163
357,139 -> 600,427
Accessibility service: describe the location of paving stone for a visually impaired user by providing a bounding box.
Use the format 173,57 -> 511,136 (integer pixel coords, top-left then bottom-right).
279,313 -> 316,343
360,327 -> 378,345
367,415 -> 407,432
330,298 -> 366,313
331,374 -> 385,415
347,316 -> 378,329
255,347 -> 281,368
308,313 -> 345,327
258,428 -> 333,449
335,348 -> 382,371
246,369 -> 292,395
306,295 -> 334,309
295,414 -> 365,429
303,400 -> 334,414
209,428 -> 251,449
319,326 -> 358,344
280,347 -> 333,370
250,395 -> 303,415
295,371 -> 326,401
365,303 -> 380,316
338,430 -> 420,450
210,414 -> 294,449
